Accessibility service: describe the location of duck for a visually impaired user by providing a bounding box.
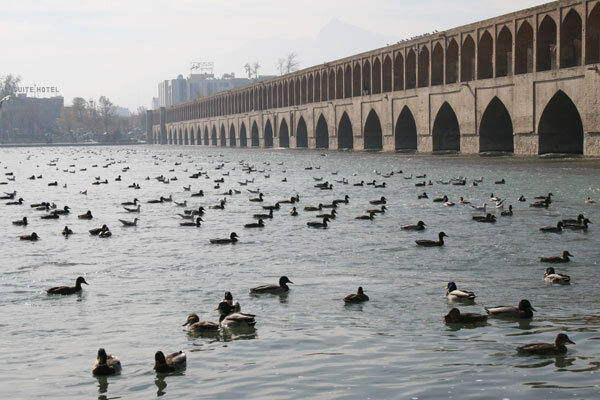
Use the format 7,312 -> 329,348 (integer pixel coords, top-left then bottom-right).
40,211 -> 60,220
209,200 -> 226,209
369,196 -> 386,205
586,197 -> 596,204
501,205 -> 513,216
473,213 -> 496,223
174,200 -> 187,207
457,197 -> 470,204
317,209 -> 336,219
223,291 -> 241,313
332,195 -> 349,205
216,301 -> 256,327
539,251 -> 573,263
485,299 -> 536,319
182,314 -> 219,332
490,193 -> 501,202
530,199 -> 550,208
0,191 -> 16,200
518,195 -> 526,202
147,196 -> 165,204
62,226 -> 73,236
304,203 -> 323,211
78,210 -> 93,219
180,217 -> 202,227
540,222 -> 563,233
244,219 -> 264,228
253,209 -> 274,219
249,193 -> 264,202
209,232 -> 238,244
517,333 -> 575,355
494,178 -> 506,184
278,195 -> 300,204
54,206 -> 70,215
191,190 -> 204,197
561,214 -> 584,225
154,351 -> 186,373
418,192 -> 429,200
416,232 -> 447,247
443,308 -> 488,324
250,276 -> 293,294
99,229 -> 112,238
355,211 -> 376,220
19,232 -> 39,241
47,276 -> 88,295
446,282 -> 476,301
366,205 -> 386,214
401,221 -> 426,231
344,287 -> 369,303
6,197 -> 24,205
12,217 -> 28,226
353,180 -> 364,186
320,202 -> 337,209
119,218 -> 139,227
534,192 -> 553,201
123,204 -> 141,213
262,203 -> 280,211
289,207 -> 298,216
307,217 -> 329,228
90,225 -> 109,236
432,195 -> 448,203
544,267 -> 571,284
92,348 -> 122,376
563,218 -> 591,231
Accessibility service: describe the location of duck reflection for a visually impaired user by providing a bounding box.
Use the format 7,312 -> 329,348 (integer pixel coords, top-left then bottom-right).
155,375 -> 167,397
96,375 -> 108,397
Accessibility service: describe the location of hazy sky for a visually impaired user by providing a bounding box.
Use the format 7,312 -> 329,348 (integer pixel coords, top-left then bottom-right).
1,0 -> 549,111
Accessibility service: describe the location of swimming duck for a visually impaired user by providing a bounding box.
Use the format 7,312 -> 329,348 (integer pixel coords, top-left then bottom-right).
90,225 -> 109,236
93,348 -> 122,376
544,267 -> 570,285
154,351 -> 186,373
458,197 -> 470,204
278,195 -> 300,204
473,213 -> 496,223
244,219 -> 264,228
444,200 -> 455,207
6,197 -> 24,205
289,207 -> 298,216
78,210 -> 93,219
320,202 -> 337,209
209,232 -> 238,244
62,226 -> 73,236
534,192 -> 553,201
416,232 -> 447,247
332,195 -> 349,205
443,308 -> 488,324
147,196 -> 165,204
539,251 -> 573,263
517,333 -> 575,355
182,314 -> 219,332
180,217 -> 202,227
490,193 -> 501,202
494,178 -> 505,184
262,202 -> 280,211
99,229 -> 112,238
446,282 -> 476,301
317,209 -> 336,219
41,211 -> 60,220
563,218 -> 591,231
344,287 -> 369,303
366,205 -> 386,214
123,204 -> 141,212
216,301 -> 256,327
518,195 -> 526,202
54,206 -> 70,215
174,200 -> 187,207
304,203 -> 323,211
19,232 -> 39,241
12,217 -> 27,226
209,200 -> 226,209
561,214 -> 584,225
415,181 -> 426,187
223,291 -> 241,313
374,182 -> 386,188
353,181 -> 364,186
433,195 -> 448,203
530,199 -> 550,208
418,192 -> 429,199
0,191 -> 16,200
251,276 -> 293,294
307,216 -> 329,228
586,197 -> 596,204
119,218 -> 139,227
48,181 -> 58,186
191,190 -> 204,197
540,222 -> 563,233
401,221 -> 426,231
249,193 -> 264,202
253,209 -> 274,219
47,276 -> 88,295
501,205 -> 513,216
369,196 -> 386,205
485,299 -> 535,319
355,211 -> 376,220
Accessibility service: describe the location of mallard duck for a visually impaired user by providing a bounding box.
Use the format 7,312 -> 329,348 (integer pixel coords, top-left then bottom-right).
41,211 -> 60,220
418,192 -> 428,199
369,196 -> 386,205
485,299 -> 535,319
12,217 -> 27,226
62,226 -> 73,236
530,199 -> 550,208
416,232 -> 447,247
47,276 -> 88,295
332,195 -> 349,205
304,204 -> 323,211
517,333 -> 575,355
563,218 -> 591,231
180,217 -> 202,227
317,209 -> 336,219
540,222 -> 563,233
90,224 -> 109,236
209,232 -> 238,244
402,221 -> 426,231
320,202 -> 337,209
55,206 -> 70,215
561,214 -> 584,225
457,196 -> 470,204
355,211 -> 376,220
366,205 -> 386,214
473,213 -> 496,223
19,232 -> 39,241
253,209 -> 273,219
353,181 -> 364,186
539,251 -> 573,263
6,197 -> 24,205
191,190 -> 204,197
307,217 -> 329,228
223,291 -> 241,313
501,205 -> 513,216
209,200 -> 226,209
433,195 -> 448,203
216,302 -> 256,327
518,195 -> 526,202
154,351 -> 186,373
249,193 -> 264,202
490,193 -> 501,202
182,314 -> 219,331
147,196 -> 165,204
534,192 -> 553,201
443,308 -> 488,324
544,267 -> 571,284
93,348 -> 122,376
494,178 -> 505,184
586,197 -> 596,204
446,282 -> 476,301
250,276 -> 293,294
78,210 -> 93,219
99,229 -> 112,238
344,287 -> 369,303
244,219 -> 264,228
262,203 -> 280,211
119,218 -> 139,227
289,207 -> 298,216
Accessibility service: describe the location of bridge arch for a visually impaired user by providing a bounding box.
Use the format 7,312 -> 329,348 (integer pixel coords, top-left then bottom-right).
301,76 -> 307,104
230,124 -> 236,147
279,119 -> 289,148
432,43 -> 443,86
264,120 -> 273,147
394,53 -> 404,90
560,9 -> 582,68
308,74 -> 314,103
203,126 -> 209,145
461,35 -> 475,81
220,124 -> 226,147
478,31 -> 493,79
496,26 -> 512,77
211,126 -> 217,146
537,15 -> 557,71
382,56 -> 392,92
373,58 -> 381,94
432,102 -> 460,152
190,127 -> 195,145
538,90 -> 583,155
296,117 -> 308,148
239,122 -> 247,147
364,109 -> 383,150
395,106 -> 417,151
344,65 -> 352,97
295,78 -> 301,105
363,60 -> 371,94
315,72 -> 321,102
446,39 -> 458,84
406,49 -> 416,89
178,128 -> 183,145
418,46 -> 429,87
336,67 -> 343,99
516,21 -> 533,74
184,128 -> 189,145
251,121 -> 259,147
479,97 -> 514,153
586,3 -> 600,64
328,69 -> 335,100
321,71 -> 328,101
315,114 -> 329,148
353,63 -> 361,95
338,112 -> 353,149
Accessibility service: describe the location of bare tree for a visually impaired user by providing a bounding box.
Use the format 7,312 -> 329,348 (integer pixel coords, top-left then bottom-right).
98,96 -> 115,133
252,62 -> 261,79
0,74 -> 21,98
285,53 -> 300,74
276,58 -> 286,75
244,63 -> 253,79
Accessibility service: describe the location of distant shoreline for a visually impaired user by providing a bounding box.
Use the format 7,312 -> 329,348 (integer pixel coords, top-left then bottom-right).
0,142 -> 145,148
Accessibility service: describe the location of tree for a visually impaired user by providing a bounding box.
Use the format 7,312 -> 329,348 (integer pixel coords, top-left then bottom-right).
0,74 -> 21,98
244,62 -> 261,80
98,96 -> 115,133
285,53 -> 300,74
244,63 -> 253,79
276,58 -> 286,75
252,62 -> 261,79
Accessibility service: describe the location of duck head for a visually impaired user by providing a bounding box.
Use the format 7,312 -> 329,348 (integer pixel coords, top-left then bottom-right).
438,232 -> 448,240
76,276 -> 88,287
230,232 -> 238,240
555,333 -> 575,346
224,291 -> 233,301
445,308 -> 461,319
31,232 -> 39,239
216,301 -> 233,315
418,221 -> 426,227
182,314 -> 199,326
279,276 -> 293,286
154,351 -> 167,368
545,267 -> 556,276
357,286 -> 365,295
446,282 -> 457,292
518,299 -> 536,312
97,348 -> 108,365
562,251 -> 573,258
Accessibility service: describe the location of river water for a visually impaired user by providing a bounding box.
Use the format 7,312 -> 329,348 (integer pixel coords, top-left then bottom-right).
1,146 -> 599,399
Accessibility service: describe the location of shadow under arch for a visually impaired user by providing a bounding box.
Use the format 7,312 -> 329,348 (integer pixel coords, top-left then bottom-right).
395,106 -> 417,151
337,112 -> 353,150
239,122 -> 247,147
264,120 -> 273,148
296,117 -> 308,148
432,102 -> 460,152
251,121 -> 259,147
364,109 -> 382,150
479,97 -> 514,153
315,115 -> 329,149
538,90 -> 583,155
279,119 -> 289,148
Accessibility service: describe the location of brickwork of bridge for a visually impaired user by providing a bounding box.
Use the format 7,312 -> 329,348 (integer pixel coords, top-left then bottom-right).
149,0 -> 600,156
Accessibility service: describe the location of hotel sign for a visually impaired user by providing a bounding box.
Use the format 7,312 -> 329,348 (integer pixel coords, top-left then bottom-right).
16,84 -> 60,96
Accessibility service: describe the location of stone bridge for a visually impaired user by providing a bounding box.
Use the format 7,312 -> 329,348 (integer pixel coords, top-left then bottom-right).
149,0 -> 600,156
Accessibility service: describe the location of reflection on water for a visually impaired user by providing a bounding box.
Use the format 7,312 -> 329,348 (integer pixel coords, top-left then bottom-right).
154,376 -> 167,397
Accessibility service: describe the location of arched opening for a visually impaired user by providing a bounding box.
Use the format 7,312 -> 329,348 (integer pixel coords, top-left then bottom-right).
496,27 -> 513,77
478,31 -> 493,79
364,109 -> 383,150
560,9 -> 582,68
177,129 -> 182,145
394,53 -> 404,91
515,21 -> 534,74
220,124 -> 226,147
296,117 -> 308,148
203,127 -> 209,145
239,123 -> 247,147
230,124 -> 236,147
461,35 -> 475,81
321,72 -> 328,101
537,16 -> 557,71
431,43 -> 443,86
432,102 -> 460,152
586,3 -> 600,64
372,58 -> 382,94
316,114 -> 329,149
283,82 -> 289,107
184,128 -> 188,145
167,129 -> 171,145
363,60 -> 371,94
353,63 -> 362,96
308,75 -> 314,103
538,91 -> 583,154
251,121 -> 259,147
395,106 -> 418,151
446,39 -> 458,84
382,56 -> 392,92
344,65 -> 352,98
211,126 -> 217,146
295,78 -> 301,105
289,80 -> 295,106
479,97 -> 514,153
314,72 -> 321,102
301,76 -> 307,104
418,46 -> 430,87
336,67 -> 344,99
328,69 -> 335,100
279,119 -> 289,148
337,112 -> 353,149
264,120 -> 273,147
406,49 -> 416,89
190,128 -> 195,145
